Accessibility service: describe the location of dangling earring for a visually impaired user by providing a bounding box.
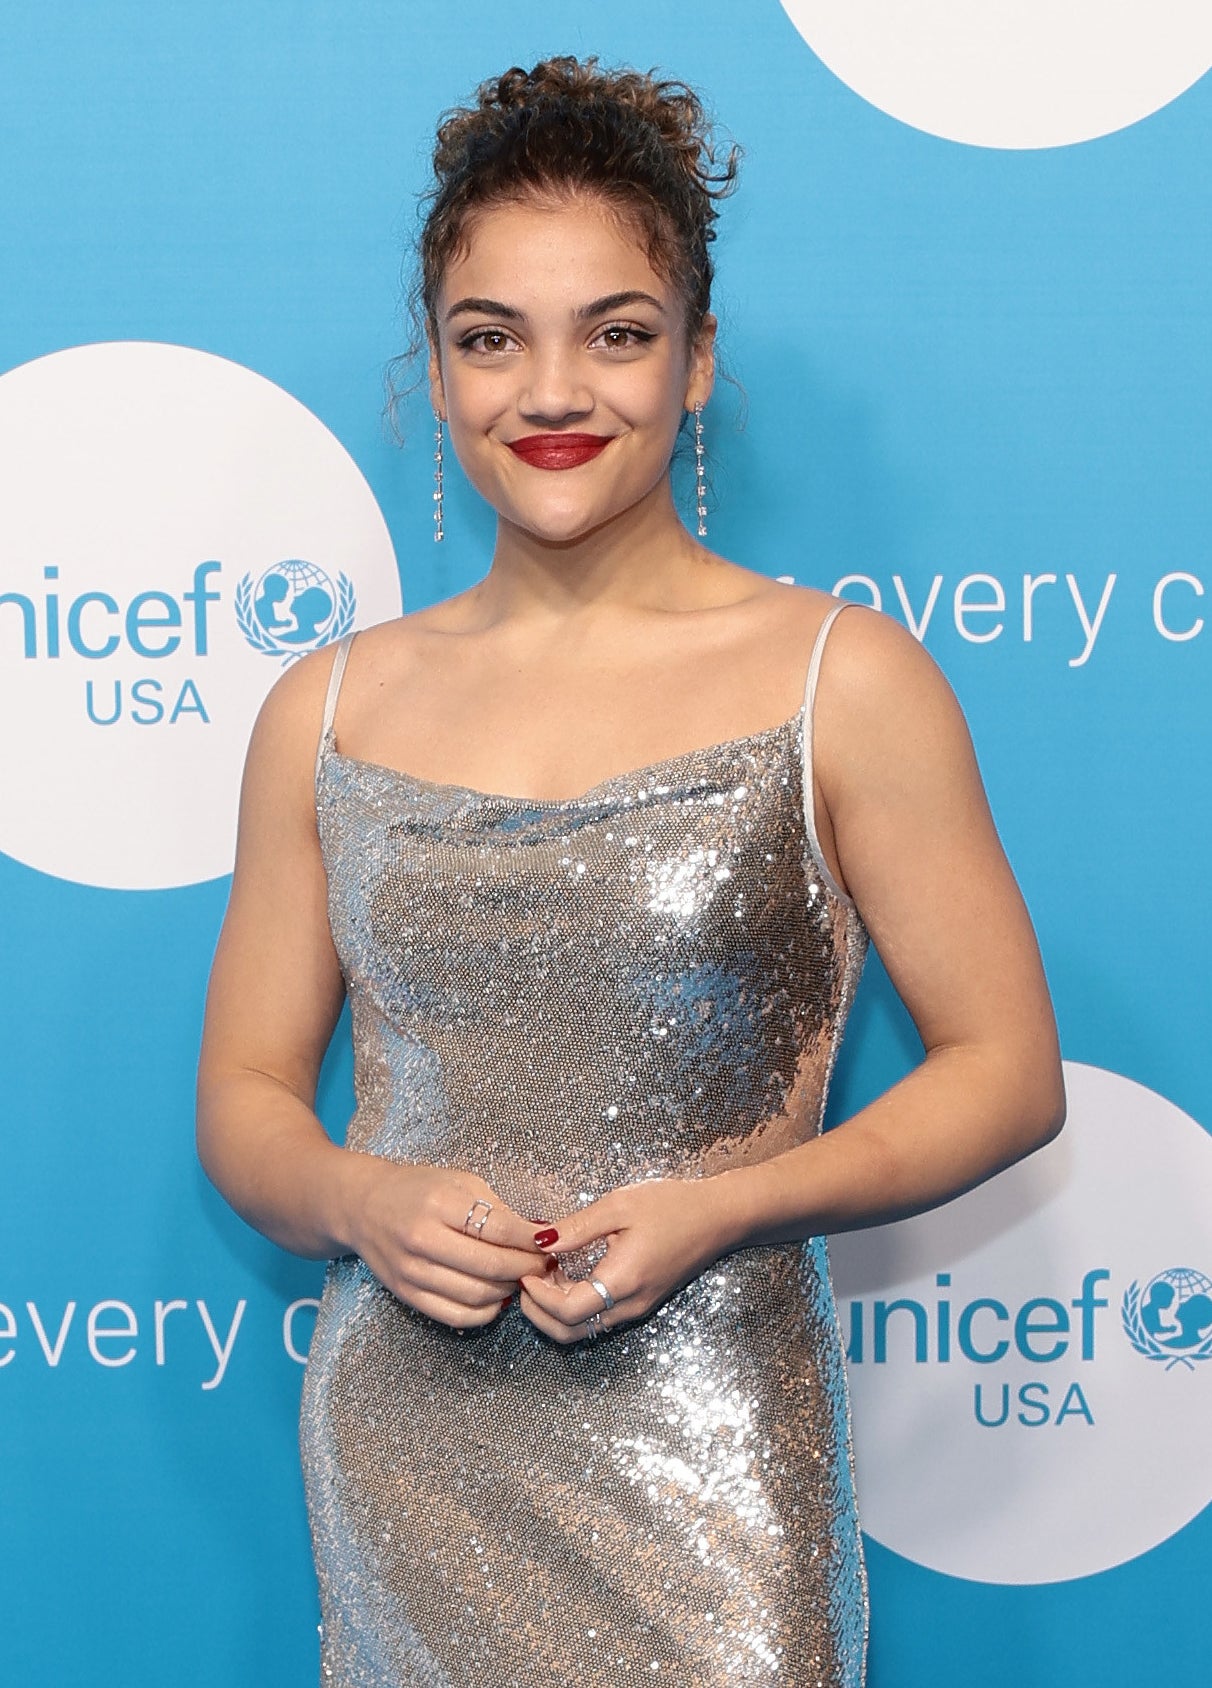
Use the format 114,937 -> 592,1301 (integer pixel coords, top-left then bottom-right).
433,413 -> 445,543
693,402 -> 707,537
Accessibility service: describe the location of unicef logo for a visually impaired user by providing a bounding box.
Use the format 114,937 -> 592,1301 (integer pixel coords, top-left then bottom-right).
235,560 -> 356,665
1123,1267 -> 1212,1371
0,342 -> 401,889
831,1063 -> 1212,1585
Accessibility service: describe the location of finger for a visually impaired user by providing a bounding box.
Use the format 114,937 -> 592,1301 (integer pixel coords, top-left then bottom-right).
477,1203 -> 555,1253
432,1235 -> 554,1282
450,1194 -> 551,1257
527,1193 -> 625,1256
516,1283 -> 606,1347
403,1286 -> 510,1330
519,1264 -> 630,1330
395,1256 -> 521,1310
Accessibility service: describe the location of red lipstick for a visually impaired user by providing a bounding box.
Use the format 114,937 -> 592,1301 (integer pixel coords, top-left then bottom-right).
506,433 -> 612,470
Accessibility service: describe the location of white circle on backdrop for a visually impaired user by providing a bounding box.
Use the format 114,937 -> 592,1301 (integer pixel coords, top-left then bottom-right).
831,1061 -> 1212,1583
0,342 -> 402,890
779,1 -> 1212,149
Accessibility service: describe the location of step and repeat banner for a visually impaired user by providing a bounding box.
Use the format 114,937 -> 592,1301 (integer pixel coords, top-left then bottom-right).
2,4 -> 1209,1684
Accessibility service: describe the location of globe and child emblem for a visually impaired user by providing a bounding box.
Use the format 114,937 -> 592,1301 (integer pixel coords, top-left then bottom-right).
1122,1267 -> 1212,1370
236,559 -> 356,663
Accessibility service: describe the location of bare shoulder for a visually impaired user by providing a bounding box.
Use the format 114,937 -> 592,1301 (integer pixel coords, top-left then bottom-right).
248,637 -> 348,759
247,605 -> 435,739
813,603 -> 982,801
819,600 -> 965,718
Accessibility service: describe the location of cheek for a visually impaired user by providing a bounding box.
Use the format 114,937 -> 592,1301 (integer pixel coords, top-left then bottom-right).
442,387 -> 509,476
620,354 -> 687,413
441,366 -> 498,425
598,381 -> 689,453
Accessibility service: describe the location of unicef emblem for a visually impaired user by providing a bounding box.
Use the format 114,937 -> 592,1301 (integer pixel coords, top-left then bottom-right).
1122,1267 -> 1212,1371
235,560 -> 355,665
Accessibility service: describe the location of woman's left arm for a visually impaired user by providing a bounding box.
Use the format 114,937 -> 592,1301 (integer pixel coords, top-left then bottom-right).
520,608 -> 1064,1339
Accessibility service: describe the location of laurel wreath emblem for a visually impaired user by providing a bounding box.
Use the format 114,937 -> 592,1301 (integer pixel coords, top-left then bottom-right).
235,570 -> 356,666
1121,1279 -> 1212,1372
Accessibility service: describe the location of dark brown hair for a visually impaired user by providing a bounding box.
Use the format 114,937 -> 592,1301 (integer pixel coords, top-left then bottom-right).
417,55 -> 740,346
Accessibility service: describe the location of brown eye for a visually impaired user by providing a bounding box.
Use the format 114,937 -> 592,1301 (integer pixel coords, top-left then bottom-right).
594,324 -> 656,351
459,329 -> 515,355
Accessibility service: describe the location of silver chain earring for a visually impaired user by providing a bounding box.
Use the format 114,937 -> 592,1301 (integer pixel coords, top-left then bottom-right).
693,402 -> 707,537
433,414 -> 445,543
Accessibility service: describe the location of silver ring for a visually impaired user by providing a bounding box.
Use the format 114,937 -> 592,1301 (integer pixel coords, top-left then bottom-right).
462,1198 -> 493,1237
584,1312 -> 606,1340
588,1277 -> 615,1312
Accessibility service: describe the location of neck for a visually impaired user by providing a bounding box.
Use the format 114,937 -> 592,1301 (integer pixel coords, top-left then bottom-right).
470,479 -> 718,625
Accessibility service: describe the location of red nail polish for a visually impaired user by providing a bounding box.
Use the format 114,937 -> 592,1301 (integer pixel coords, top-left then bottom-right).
533,1228 -> 559,1247
501,1296 -> 512,1309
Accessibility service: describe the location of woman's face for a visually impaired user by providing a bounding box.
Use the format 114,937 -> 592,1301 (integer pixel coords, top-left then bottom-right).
429,195 -> 715,544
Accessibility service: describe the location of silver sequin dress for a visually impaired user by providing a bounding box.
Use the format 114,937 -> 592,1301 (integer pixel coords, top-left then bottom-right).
302,603 -> 869,1687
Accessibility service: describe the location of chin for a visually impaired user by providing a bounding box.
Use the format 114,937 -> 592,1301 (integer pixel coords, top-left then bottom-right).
510,502 -> 621,545
535,517 -> 608,545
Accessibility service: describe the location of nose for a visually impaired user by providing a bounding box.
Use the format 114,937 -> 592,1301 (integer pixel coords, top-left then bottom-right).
517,343 -> 593,427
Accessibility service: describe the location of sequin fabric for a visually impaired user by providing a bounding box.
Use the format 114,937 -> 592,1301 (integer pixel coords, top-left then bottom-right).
302,615 -> 869,1687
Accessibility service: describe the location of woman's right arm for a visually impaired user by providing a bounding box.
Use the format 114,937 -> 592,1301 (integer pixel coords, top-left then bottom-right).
196,651 -> 368,1259
195,648 -> 546,1316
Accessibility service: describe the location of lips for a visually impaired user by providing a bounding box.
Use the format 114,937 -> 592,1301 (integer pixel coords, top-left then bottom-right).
506,433 -> 612,470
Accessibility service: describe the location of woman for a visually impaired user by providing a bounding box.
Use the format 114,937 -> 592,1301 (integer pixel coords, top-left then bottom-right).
197,56 -> 1063,1688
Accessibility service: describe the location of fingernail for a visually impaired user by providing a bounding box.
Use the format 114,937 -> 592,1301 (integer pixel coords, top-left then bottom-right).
500,1296 -> 512,1309
533,1228 -> 559,1247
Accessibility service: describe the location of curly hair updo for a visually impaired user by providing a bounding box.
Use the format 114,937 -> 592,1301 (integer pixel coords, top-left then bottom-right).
417,55 -> 740,347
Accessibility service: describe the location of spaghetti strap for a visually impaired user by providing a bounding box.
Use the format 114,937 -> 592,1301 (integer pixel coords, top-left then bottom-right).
315,631 -> 356,786
800,601 -> 854,906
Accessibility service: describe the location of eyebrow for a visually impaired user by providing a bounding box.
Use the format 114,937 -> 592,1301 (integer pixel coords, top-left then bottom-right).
443,289 -> 668,324
444,296 -> 523,323
576,290 -> 667,320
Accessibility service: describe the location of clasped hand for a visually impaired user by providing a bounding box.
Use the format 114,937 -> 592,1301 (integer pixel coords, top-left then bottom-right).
346,1159 -> 735,1342
520,1176 -> 735,1344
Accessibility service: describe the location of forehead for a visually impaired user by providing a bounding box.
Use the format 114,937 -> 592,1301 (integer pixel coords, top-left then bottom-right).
437,197 -> 673,317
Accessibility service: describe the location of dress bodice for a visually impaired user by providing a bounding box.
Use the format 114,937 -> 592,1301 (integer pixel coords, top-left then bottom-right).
313,611 -> 866,1221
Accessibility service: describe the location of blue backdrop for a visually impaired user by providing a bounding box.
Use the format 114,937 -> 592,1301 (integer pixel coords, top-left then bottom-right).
1,3 -> 1209,1683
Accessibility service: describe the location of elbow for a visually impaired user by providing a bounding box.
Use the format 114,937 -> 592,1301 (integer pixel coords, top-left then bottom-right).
981,1039 -> 1066,1167
194,1099 -> 222,1190
1025,1054 -> 1067,1154
194,1067 -> 234,1191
